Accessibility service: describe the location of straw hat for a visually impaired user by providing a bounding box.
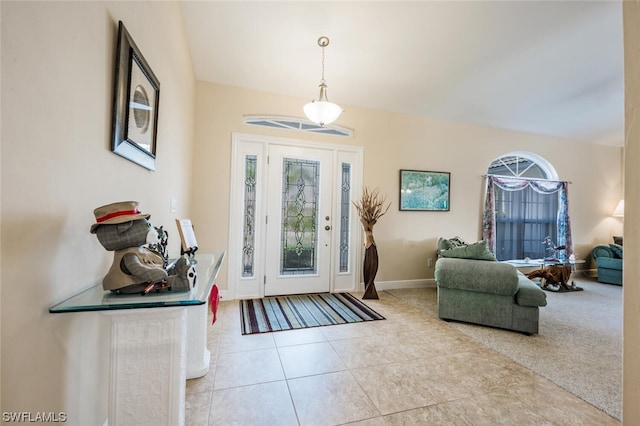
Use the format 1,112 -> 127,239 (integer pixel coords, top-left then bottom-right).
90,201 -> 150,233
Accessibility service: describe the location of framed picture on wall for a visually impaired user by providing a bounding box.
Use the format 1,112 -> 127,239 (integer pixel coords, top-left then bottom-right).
399,169 -> 450,211
111,21 -> 160,171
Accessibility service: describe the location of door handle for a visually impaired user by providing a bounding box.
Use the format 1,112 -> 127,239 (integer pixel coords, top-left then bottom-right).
325,225 -> 331,231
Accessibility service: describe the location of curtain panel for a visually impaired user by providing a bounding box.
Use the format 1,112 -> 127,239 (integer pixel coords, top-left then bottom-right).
482,175 -> 573,259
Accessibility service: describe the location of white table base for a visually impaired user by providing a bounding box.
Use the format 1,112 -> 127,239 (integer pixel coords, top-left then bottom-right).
105,307 -> 187,426
186,302 -> 211,379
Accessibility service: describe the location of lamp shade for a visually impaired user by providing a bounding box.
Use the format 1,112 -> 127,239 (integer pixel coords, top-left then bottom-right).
303,100 -> 342,126
612,199 -> 624,217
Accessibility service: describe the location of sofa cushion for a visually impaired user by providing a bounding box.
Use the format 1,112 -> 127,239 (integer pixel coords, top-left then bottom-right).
435,258 -> 518,295
596,256 -> 622,270
437,236 -> 467,253
439,241 -> 497,261
515,274 -> 547,307
609,244 -> 623,258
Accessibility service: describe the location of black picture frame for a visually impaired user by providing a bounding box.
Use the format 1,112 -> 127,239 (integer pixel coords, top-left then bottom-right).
112,21 -> 160,171
399,169 -> 450,211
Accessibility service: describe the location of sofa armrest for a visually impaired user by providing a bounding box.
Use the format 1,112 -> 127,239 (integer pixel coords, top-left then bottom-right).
515,274 -> 547,307
435,258 -> 518,296
592,245 -> 615,259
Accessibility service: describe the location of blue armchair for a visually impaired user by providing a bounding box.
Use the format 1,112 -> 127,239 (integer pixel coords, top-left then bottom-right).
591,244 -> 623,285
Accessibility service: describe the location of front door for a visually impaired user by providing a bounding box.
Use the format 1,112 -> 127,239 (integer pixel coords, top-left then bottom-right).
264,145 -> 334,295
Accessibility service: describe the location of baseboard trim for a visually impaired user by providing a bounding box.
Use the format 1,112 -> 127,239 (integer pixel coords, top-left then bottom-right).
220,279 -> 436,301
579,268 -> 598,279
375,278 -> 436,290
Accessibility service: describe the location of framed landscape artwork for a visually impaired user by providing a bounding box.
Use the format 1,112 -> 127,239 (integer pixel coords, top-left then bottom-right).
111,21 -> 160,171
399,169 -> 450,211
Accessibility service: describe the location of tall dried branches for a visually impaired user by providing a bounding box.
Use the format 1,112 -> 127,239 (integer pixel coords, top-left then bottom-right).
353,187 -> 391,225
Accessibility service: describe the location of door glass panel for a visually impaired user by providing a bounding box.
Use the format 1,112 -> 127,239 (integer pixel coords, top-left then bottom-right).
339,163 -> 351,273
242,155 -> 257,277
280,157 -> 319,275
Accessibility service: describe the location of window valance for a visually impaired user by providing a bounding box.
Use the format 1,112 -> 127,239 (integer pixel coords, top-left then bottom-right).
486,175 -> 570,194
482,175 -> 573,258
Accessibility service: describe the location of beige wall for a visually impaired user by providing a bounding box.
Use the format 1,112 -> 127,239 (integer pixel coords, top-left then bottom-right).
192,81 -> 623,290
624,1 -> 640,423
1,2 -> 195,423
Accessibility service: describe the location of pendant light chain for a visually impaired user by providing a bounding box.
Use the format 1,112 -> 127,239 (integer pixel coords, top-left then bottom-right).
321,43 -> 326,85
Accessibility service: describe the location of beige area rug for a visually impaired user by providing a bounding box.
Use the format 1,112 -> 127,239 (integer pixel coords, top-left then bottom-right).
386,277 -> 622,420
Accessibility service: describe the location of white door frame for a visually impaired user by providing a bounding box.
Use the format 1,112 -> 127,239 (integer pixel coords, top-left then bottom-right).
227,133 -> 363,300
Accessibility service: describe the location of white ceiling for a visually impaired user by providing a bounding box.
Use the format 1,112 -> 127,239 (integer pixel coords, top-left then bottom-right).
181,1 -> 624,146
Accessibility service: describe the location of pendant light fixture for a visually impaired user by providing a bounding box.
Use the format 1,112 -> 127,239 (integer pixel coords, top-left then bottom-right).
303,36 -> 343,126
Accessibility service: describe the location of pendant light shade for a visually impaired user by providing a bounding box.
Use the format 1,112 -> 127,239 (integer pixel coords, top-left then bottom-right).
304,36 -> 342,126
304,85 -> 342,126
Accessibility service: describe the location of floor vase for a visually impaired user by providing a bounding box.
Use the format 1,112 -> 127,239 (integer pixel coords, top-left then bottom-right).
353,187 -> 390,301
362,243 -> 379,299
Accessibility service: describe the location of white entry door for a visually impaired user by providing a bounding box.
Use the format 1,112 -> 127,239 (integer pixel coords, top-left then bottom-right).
265,145 -> 334,295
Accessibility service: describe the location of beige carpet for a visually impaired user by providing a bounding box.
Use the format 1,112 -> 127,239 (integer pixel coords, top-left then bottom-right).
386,276 -> 622,420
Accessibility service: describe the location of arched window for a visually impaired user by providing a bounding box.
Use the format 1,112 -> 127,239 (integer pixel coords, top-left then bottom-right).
484,152 -> 572,261
488,152 -> 558,180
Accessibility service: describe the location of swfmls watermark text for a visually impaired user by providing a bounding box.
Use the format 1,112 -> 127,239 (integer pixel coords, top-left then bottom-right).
2,412 -> 67,423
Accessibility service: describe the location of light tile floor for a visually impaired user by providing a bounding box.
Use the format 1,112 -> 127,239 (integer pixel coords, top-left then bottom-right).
186,291 -> 619,425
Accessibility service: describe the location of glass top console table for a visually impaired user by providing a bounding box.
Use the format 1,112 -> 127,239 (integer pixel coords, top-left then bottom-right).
49,252 -> 225,426
50,253 -> 224,313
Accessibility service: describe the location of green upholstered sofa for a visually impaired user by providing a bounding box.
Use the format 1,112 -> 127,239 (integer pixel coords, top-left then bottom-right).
435,257 -> 547,334
591,244 -> 623,285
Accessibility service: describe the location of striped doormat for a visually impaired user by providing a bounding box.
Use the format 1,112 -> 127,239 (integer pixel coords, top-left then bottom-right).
239,292 -> 385,335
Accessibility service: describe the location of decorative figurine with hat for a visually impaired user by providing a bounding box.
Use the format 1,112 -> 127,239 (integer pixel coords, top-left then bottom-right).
90,201 -> 196,294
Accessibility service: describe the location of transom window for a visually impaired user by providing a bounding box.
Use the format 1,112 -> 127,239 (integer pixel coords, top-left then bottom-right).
488,155 -> 550,179
244,115 -> 352,137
